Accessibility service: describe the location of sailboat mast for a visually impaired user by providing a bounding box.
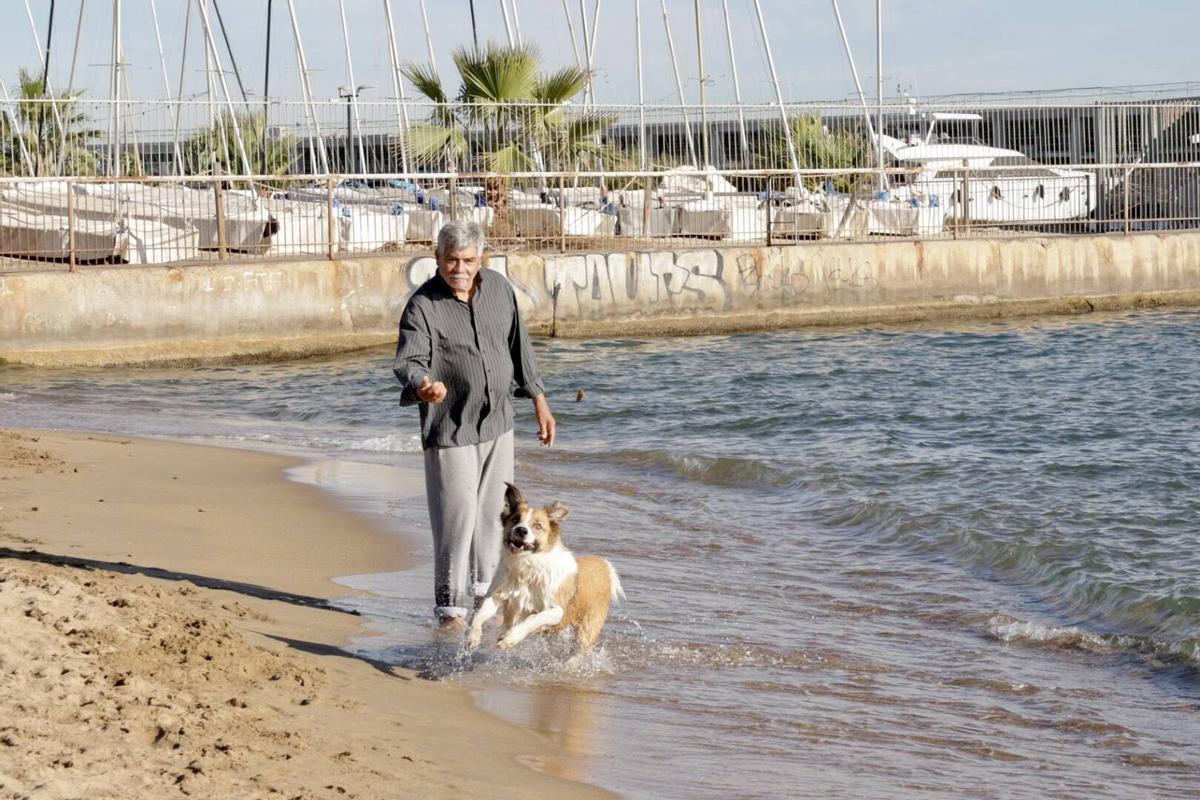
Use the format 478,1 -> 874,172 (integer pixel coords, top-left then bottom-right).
263,0 -> 273,171
197,0 -> 254,176
720,0 -> 749,164
635,0 -> 645,170
659,0 -> 697,168
338,0 -> 368,174
149,0 -> 184,176
499,0 -> 515,48
561,0 -> 582,67
172,0 -> 193,174
830,1 -> 878,162
109,0 -> 121,176
751,0 -> 797,174
383,0 -> 412,174
284,0 -> 329,174
510,0 -> 524,48
876,0 -> 885,191
694,0 -> 708,167
56,0 -> 87,175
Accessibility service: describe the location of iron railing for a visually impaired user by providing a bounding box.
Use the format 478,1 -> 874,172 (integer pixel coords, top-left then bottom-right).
0,160 -> 1196,272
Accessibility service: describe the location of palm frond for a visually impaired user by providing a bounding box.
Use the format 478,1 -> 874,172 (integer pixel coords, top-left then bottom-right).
402,62 -> 450,105
480,142 -> 537,174
531,67 -> 590,105
453,42 -> 540,103
397,123 -> 468,168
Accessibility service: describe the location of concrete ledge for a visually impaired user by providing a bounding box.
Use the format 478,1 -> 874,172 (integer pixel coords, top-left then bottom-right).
537,289 -> 1200,338
3,231 -> 1200,366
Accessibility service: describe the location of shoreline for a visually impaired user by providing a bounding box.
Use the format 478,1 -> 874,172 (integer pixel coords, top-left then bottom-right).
0,427 -> 613,799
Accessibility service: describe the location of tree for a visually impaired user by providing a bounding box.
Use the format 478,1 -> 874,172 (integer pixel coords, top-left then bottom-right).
0,68 -> 101,176
755,115 -> 868,192
184,111 -> 296,177
398,43 -> 618,175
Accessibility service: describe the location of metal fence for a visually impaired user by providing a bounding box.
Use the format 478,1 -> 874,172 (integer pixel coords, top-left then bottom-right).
4,96 -> 1200,175
0,161 -> 1196,271
1,94 -> 1199,270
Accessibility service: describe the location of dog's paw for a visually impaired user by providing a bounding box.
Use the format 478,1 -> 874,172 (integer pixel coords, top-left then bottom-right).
465,628 -> 482,650
496,631 -> 521,650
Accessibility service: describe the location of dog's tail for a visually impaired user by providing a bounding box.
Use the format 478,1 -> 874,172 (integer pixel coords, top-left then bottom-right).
605,559 -> 626,605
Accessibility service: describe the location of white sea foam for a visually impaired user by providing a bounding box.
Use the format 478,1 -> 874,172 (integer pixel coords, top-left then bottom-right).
340,433 -> 422,454
0,393 -> 17,401
986,615 -> 1116,654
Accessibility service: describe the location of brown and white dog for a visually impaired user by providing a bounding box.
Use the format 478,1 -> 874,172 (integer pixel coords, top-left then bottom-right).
466,483 -> 624,655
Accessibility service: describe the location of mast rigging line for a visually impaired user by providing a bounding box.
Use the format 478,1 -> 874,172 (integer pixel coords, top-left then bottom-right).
196,0 -> 255,178
149,0 -> 185,177
659,0 -> 698,169
284,0 -> 329,174
338,0 -> 368,175
22,0 -> 66,176
211,0 -> 249,103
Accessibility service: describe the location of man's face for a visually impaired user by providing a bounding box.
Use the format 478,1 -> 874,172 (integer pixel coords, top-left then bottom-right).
437,245 -> 482,294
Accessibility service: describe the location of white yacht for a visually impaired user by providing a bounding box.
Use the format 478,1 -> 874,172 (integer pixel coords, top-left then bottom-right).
883,113 -> 1095,225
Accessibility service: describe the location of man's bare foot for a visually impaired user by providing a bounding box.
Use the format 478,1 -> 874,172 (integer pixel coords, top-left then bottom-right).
436,616 -> 466,632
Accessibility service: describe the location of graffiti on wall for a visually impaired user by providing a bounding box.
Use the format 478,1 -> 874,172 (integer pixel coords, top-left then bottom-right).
397,247 -> 883,322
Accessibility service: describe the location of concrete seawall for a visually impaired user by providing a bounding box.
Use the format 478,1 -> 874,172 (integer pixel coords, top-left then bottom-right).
3,232 -> 1200,366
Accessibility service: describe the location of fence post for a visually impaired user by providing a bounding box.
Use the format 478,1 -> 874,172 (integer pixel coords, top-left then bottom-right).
1123,165 -> 1132,235
326,174 -> 336,260
765,175 -> 773,247
961,160 -> 971,238
449,174 -> 459,222
67,181 -> 77,272
212,160 -> 228,260
559,175 -> 567,253
642,172 -> 652,244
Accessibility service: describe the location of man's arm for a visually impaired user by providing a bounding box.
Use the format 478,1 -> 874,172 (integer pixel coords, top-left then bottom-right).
393,300 -> 442,405
507,287 -> 555,446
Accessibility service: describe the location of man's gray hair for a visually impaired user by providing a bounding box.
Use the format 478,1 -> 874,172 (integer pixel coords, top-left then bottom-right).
435,220 -> 486,259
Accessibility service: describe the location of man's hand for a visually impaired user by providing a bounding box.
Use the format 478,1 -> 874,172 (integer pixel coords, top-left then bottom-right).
533,394 -> 556,446
417,375 -> 447,404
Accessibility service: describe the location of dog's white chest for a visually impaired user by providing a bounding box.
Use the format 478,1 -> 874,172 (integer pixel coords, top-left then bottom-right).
496,547 -> 577,615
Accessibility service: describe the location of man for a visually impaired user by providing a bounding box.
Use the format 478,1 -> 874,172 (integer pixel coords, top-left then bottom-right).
393,220 -> 556,629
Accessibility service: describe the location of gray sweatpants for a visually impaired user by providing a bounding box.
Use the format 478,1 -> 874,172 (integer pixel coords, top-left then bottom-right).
423,430 -> 514,619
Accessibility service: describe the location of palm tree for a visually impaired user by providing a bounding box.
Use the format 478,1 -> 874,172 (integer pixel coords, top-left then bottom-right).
184,111 -> 296,177
756,115 -> 868,192
399,43 -> 618,175
0,68 -> 100,176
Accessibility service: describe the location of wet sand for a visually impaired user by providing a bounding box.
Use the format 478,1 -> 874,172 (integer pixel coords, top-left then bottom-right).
0,429 -> 612,799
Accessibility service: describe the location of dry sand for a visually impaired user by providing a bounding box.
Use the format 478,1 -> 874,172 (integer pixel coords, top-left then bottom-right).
0,429 -> 612,800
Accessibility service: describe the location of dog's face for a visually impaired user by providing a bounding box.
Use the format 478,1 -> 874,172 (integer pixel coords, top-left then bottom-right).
501,482 -> 569,554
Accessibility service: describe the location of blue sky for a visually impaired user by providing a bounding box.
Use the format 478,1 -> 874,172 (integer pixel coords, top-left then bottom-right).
0,0 -> 1196,107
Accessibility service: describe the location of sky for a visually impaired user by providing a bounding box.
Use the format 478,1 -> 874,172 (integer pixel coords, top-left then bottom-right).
0,0 -> 1196,109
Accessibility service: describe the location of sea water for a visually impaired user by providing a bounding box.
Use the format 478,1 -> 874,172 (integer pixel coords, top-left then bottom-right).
2,309 -> 1198,798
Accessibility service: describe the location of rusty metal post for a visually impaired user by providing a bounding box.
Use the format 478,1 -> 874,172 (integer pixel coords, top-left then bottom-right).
1123,165 -> 1132,235
765,174 -> 774,247
67,181 -> 77,272
961,160 -> 971,239
642,172 -> 652,245
326,175 -> 337,259
212,160 -> 229,260
559,176 -> 567,253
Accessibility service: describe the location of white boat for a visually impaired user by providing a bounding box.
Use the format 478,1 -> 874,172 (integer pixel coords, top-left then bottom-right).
883,113 -> 1095,225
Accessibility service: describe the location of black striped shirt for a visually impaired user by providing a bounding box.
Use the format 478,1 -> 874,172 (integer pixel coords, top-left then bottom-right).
393,268 -> 544,450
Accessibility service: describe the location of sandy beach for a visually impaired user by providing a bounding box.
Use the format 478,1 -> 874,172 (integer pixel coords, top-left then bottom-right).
0,429 -> 611,799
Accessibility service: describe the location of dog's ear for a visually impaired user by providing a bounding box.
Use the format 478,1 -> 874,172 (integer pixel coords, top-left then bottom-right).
503,482 -> 524,517
546,501 -> 570,523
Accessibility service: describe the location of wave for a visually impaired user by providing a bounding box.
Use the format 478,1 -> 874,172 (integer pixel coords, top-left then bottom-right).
0,392 -> 16,401
986,614 -> 1198,665
218,430 -> 423,455
567,448 -> 796,489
